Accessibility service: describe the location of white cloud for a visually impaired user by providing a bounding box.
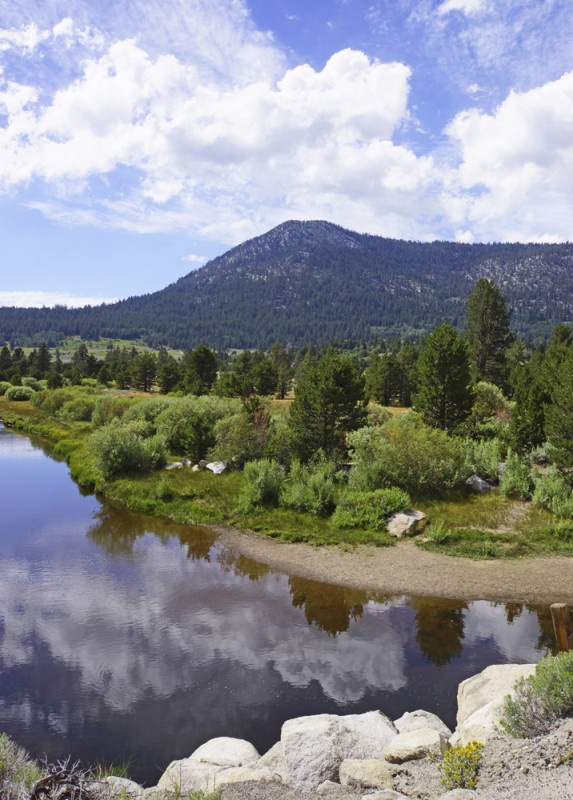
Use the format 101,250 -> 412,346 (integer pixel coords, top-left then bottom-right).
438,0 -> 487,17
182,254 -> 206,263
0,291 -> 119,307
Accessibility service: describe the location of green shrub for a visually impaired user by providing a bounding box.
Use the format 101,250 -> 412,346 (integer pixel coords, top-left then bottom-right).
92,395 -> 131,426
499,449 -> 534,499
500,651 -> 573,738
210,411 -> 265,466
281,457 -> 337,515
4,385 -> 35,401
532,466 -> 573,518
155,396 -> 231,461
30,388 -> 73,415
155,475 -> 174,501
21,377 -> 41,391
0,732 -> 44,800
238,459 -> 284,511
438,741 -> 483,790
59,396 -> 96,421
121,396 -> 172,427
347,414 -> 468,494
332,487 -> 410,530
90,420 -> 167,479
426,520 -> 451,544
0,381 -> 11,396
464,436 -> 505,482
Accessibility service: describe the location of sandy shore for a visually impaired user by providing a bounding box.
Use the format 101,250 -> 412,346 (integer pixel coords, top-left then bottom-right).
213,526 -> 573,604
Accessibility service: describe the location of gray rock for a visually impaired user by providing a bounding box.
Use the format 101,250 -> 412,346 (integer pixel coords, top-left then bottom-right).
192,737 -> 259,767
181,458 -> 191,466
384,728 -> 450,763
339,758 -> 394,789
216,765 -> 276,785
165,461 -> 183,470
316,780 -> 361,797
91,777 -> 144,798
394,710 -> 452,739
437,791 -> 479,799
281,711 -> 397,792
465,473 -> 493,493
361,791 -> 409,800
206,461 -> 228,475
258,741 -> 288,783
198,460 -> 209,469
386,509 -> 427,538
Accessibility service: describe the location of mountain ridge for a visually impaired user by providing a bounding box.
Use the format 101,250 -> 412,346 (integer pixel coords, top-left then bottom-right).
1,220 -> 572,348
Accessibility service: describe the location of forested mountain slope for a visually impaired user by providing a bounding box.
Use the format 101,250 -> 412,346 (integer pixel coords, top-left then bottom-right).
1,220 -> 572,348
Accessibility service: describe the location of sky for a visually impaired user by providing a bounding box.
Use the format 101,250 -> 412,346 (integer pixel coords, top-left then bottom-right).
0,0 -> 572,307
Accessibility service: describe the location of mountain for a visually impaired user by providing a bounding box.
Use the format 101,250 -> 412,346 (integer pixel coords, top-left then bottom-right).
1,220 -> 572,349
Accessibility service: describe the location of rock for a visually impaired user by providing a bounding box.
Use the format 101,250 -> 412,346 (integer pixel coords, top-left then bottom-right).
191,737 -> 260,767
198,460 -> 209,469
165,461 -> 183,470
181,458 -> 191,466
316,780 -> 361,797
455,663 -> 536,727
394,710 -> 452,739
452,663 -> 536,746
91,777 -> 144,798
192,464 -> 200,472
339,758 -> 394,789
157,737 -> 260,794
386,509 -> 427,538
384,728 -> 450,763
258,741 -> 288,782
437,791 -> 478,799
206,461 -> 228,475
216,766 -> 275,785
465,473 -> 493,493
361,791 -> 410,800
281,711 -> 397,792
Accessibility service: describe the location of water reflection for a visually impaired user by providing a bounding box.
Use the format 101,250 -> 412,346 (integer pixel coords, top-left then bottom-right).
0,426 -> 555,785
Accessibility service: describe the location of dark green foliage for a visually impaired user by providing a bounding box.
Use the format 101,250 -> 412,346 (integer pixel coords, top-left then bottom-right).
466,279 -> 512,385
332,487 -> 410,530
131,352 -> 157,391
365,352 -> 402,405
545,344 -> 573,483
155,396 -> 229,461
159,357 -> 181,393
288,348 -> 367,462
509,363 -> 548,452
414,323 -> 473,432
184,343 -> 218,395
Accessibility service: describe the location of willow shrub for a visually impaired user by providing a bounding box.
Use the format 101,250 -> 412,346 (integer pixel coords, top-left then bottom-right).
281,457 -> 337,516
90,420 -> 167,480
238,458 -> 284,512
4,385 -> 35,401
499,449 -> 534,500
532,466 -> 573,518
91,395 -> 131,427
347,414 -> 468,495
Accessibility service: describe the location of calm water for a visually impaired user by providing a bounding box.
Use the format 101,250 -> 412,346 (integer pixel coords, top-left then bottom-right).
0,424 -> 554,785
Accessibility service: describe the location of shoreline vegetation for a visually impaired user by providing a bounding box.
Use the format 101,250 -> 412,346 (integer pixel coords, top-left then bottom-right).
2,393 -> 573,605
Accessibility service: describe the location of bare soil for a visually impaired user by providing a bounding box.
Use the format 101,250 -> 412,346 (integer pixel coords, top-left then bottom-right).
213,526 -> 573,604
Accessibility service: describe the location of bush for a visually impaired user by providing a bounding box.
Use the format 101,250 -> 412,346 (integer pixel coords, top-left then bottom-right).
238,459 -> 284,511
464,436 -> 505,482
332,487 -> 410,530
92,395 -> 131,426
0,381 -> 11,396
500,651 -> 573,738
281,457 -> 337,515
121,396 -> 172,427
21,377 -> 41,391
347,414 -> 468,494
532,466 -> 573,518
499,449 -> 534,499
155,396 -> 231,461
0,732 -> 43,800
210,411 -> 265,466
4,385 -> 35,401
90,420 -> 167,479
30,388 -> 73,415
438,741 -> 483,790
59,397 -> 96,421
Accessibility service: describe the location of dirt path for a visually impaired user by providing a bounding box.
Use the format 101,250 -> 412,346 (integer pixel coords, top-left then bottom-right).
212,526 -> 573,604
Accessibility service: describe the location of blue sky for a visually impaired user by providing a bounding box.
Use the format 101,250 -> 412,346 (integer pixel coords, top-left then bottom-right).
1,0 -> 572,306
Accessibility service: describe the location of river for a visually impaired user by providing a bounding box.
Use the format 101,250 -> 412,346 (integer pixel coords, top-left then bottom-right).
0,424 -> 553,785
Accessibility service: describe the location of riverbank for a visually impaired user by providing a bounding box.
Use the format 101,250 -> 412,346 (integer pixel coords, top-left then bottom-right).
213,525 -> 573,605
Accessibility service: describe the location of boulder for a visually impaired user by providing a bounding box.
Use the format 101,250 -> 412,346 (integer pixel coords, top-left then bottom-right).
157,737 -> 260,794
465,473 -> 493,493
165,461 -> 183,470
181,458 -> 191,466
383,728 -> 450,763
281,711 -> 397,792
192,464 -> 200,472
198,460 -> 209,469
394,710 -> 452,739
91,778 -> 143,798
258,741 -> 288,782
215,765 -> 276,785
206,461 -> 228,475
339,758 -> 394,789
316,780 -> 362,797
451,663 -> 536,746
360,792 -> 410,800
386,510 -> 426,538
437,792 -> 478,800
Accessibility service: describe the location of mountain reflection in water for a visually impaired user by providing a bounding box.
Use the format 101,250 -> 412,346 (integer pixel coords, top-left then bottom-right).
0,426 -> 555,785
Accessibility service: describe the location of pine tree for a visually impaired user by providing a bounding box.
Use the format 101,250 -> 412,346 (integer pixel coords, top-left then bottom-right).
466,279 -> 512,385
414,322 -> 473,431
545,345 -> 573,481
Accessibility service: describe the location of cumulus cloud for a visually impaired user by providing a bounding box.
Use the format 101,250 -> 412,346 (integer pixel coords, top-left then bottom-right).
437,0 -> 487,17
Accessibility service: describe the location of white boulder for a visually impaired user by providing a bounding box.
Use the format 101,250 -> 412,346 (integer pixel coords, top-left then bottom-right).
339,758 -> 394,789
386,510 -> 427,538
394,709 -> 452,738
206,461 -> 228,474
258,741 -> 288,782
383,728 -> 450,763
157,737 -> 260,794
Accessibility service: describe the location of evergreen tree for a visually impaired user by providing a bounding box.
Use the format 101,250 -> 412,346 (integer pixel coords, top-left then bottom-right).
545,343 -> 573,481
509,362 -> 548,453
185,343 -> 218,395
269,342 -> 292,398
414,322 -> 473,431
466,279 -> 512,385
288,348 -> 367,462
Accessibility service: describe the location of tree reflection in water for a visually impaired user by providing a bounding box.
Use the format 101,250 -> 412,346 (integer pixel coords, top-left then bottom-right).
409,597 -> 468,666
